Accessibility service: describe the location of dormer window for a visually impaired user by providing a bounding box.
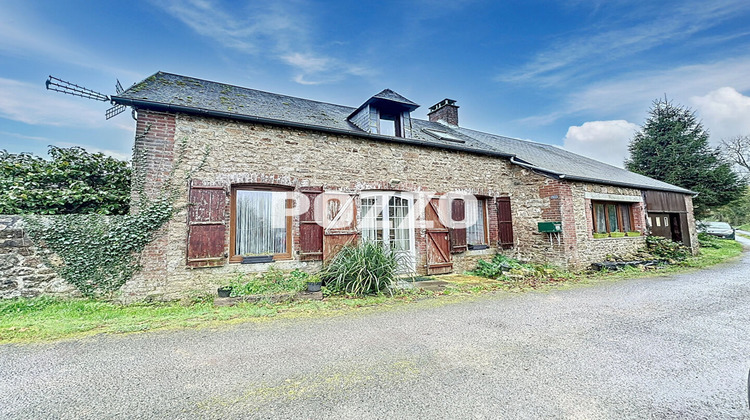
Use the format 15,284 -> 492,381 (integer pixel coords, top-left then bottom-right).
348,89 -> 419,138
379,112 -> 399,137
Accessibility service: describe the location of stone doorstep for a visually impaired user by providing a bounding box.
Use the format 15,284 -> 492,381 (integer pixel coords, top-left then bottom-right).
214,290 -> 323,307
409,280 -> 452,292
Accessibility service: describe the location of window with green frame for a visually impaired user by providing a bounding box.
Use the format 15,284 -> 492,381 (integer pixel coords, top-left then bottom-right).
592,201 -> 633,234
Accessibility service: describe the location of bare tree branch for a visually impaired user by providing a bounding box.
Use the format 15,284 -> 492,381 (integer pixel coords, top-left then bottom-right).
721,135 -> 750,174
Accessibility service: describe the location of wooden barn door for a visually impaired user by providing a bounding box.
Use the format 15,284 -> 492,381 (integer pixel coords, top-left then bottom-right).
186,184 -> 227,268
426,198 -> 453,275
322,193 -> 358,261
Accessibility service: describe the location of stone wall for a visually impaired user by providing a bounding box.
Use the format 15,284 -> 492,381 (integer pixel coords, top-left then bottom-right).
0,216 -> 73,299
573,182 -> 647,266
121,110 -> 663,299
123,111 -> 586,300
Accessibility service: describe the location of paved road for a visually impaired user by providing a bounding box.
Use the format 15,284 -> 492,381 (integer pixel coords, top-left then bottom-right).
2,240 -> 750,419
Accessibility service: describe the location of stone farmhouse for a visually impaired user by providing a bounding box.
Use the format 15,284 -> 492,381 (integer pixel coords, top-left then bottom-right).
110,72 -> 697,299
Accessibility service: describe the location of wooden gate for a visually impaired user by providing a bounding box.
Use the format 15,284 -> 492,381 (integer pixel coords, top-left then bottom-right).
426,198 -> 453,275
322,193 -> 358,261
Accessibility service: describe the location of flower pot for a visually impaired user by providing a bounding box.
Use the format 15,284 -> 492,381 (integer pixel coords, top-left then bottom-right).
592,233 -> 608,239
610,232 -> 625,238
468,244 -> 489,250
242,255 -> 273,264
217,287 -> 232,298
627,231 -> 641,237
307,281 -> 322,292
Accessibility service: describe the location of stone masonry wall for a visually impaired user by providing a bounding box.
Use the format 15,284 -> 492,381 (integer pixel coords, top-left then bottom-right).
120,111 -> 584,300
572,182 -> 647,266
118,110 -> 674,299
0,216 -> 74,299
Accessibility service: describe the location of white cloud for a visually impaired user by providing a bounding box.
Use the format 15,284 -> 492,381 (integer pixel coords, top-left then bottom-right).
519,56 -> 750,127
563,120 -> 639,168
0,78 -> 104,127
154,0 -> 372,85
690,87 -> 750,143
497,0 -> 750,86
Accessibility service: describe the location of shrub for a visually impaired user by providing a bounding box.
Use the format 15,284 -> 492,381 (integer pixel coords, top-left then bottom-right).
470,254 -> 525,279
227,267 -> 309,297
319,242 -> 405,295
646,235 -> 689,261
0,146 -> 131,215
697,232 -> 722,249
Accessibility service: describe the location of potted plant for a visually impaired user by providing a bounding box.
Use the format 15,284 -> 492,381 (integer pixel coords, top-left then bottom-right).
610,231 -> 626,238
241,253 -> 274,264
307,274 -> 322,292
217,286 -> 232,297
592,232 -> 608,239
627,231 -> 641,237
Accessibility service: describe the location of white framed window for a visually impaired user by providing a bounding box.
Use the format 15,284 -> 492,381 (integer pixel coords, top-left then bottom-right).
360,192 -> 416,272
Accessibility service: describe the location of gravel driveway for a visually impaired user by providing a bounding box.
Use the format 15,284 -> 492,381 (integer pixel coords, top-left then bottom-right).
2,239 -> 749,419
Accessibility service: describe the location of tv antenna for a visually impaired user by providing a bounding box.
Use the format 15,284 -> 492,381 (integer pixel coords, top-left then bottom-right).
45,75 -> 128,120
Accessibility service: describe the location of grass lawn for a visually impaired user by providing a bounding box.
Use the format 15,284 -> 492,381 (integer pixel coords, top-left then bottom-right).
1,238 -> 744,344
737,223 -> 750,231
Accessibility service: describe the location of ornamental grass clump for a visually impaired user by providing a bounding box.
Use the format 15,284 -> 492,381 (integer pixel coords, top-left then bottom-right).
320,242 -> 403,296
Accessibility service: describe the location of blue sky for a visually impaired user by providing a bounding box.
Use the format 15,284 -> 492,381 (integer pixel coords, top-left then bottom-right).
2,0 -> 750,167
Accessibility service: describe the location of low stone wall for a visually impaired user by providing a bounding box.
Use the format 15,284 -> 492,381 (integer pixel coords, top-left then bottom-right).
0,216 -> 74,299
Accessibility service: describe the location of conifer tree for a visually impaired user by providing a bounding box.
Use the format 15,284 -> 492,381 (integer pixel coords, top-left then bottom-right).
625,99 -> 744,217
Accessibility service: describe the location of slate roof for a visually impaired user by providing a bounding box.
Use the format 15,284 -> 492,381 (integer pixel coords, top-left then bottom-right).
113,71 -> 693,195
371,89 -> 419,107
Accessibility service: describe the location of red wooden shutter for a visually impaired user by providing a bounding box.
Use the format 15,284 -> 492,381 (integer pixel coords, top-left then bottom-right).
497,196 -> 514,249
322,193 -> 358,261
299,188 -> 323,261
426,198 -> 453,274
449,198 -> 467,253
186,184 -> 226,268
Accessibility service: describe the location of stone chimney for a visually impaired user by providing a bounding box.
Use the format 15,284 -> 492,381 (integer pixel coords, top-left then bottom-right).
427,99 -> 459,126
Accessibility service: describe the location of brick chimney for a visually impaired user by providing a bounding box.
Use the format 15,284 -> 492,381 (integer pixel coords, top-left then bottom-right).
427,99 -> 459,126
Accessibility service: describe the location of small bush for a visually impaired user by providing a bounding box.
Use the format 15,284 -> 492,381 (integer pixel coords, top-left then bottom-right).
697,232 -> 723,249
646,235 -> 689,261
470,254 -> 526,279
227,267 -> 309,297
320,242 -> 405,296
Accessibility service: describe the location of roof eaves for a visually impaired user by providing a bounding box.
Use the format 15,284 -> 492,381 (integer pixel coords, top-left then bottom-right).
556,173 -> 696,195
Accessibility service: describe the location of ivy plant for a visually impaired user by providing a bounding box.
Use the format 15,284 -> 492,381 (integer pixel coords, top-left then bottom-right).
22,134 -> 209,298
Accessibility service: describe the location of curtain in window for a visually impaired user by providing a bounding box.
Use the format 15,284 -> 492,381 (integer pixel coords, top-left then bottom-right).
607,204 -> 619,232
389,196 -> 410,251
235,190 -> 287,255
594,203 -> 607,233
619,204 -> 632,232
361,197 -> 382,244
466,200 -> 485,244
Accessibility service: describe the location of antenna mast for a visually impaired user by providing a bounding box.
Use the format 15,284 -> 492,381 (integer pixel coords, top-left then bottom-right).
45,75 -> 128,120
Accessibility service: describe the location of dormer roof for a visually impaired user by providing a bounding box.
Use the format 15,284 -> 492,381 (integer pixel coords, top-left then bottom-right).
347,89 -> 419,120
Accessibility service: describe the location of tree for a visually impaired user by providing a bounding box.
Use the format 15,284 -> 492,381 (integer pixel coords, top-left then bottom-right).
0,146 -> 131,215
711,186 -> 750,227
625,99 -> 745,218
721,134 -> 750,175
